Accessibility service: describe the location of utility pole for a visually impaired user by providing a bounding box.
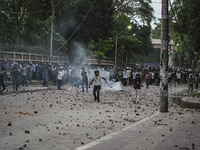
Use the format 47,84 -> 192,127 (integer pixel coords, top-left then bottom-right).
98,38 -> 100,66
50,0 -> 54,64
115,35 -> 118,65
160,0 -> 169,112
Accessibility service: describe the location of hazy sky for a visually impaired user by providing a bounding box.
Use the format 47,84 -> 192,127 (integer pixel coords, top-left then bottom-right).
151,0 -> 162,28
151,0 -> 174,28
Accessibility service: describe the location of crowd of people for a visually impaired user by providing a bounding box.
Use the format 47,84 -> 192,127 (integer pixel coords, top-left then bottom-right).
0,60 -> 199,101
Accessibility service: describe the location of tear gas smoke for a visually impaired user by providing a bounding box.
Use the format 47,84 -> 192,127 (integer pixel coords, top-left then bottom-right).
63,41 -> 123,91
104,82 -> 123,91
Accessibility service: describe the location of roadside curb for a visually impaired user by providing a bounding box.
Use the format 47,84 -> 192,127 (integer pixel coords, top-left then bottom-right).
75,112 -> 160,150
181,97 -> 200,109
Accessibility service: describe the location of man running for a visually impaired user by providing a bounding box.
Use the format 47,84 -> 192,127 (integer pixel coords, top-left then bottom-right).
88,70 -> 111,102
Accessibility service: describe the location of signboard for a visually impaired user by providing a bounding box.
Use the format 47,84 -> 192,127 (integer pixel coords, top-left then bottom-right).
162,0 -> 168,19
162,40 -> 167,50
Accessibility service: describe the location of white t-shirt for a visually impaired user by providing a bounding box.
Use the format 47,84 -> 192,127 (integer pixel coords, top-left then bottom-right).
123,71 -> 129,79
176,73 -> 181,79
132,72 -> 136,79
57,70 -> 65,80
127,70 -> 131,76
93,76 -> 103,85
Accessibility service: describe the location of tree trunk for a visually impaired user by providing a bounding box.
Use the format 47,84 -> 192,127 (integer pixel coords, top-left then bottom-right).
192,55 -> 198,73
0,13 -> 4,42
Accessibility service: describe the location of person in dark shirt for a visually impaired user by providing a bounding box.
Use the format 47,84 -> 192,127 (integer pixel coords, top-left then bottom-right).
43,67 -> 49,87
134,74 -> 143,103
0,67 -> 6,94
81,67 -> 88,93
188,74 -> 194,95
11,63 -> 20,91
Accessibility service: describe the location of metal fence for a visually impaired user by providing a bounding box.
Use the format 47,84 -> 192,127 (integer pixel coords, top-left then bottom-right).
0,51 -> 114,65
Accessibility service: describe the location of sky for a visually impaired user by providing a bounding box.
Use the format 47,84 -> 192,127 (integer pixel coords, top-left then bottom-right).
151,0 -> 162,28
151,0 -> 174,28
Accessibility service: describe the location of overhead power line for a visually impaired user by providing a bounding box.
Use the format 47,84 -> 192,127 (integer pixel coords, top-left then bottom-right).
53,0 -> 96,54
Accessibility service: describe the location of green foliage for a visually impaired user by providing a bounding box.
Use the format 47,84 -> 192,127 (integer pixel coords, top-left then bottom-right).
151,22 -> 161,39
0,0 -> 154,64
170,0 -> 200,69
113,0 -> 154,26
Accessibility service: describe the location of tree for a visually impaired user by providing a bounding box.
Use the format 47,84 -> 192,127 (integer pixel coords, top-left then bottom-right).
111,0 -> 154,64
151,22 -> 161,39
0,0 -> 66,53
0,0 -> 154,63
113,0 -> 154,26
170,0 -> 200,70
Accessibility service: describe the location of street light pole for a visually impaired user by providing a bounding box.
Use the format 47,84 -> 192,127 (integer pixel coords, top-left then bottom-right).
114,25 -> 132,66
50,0 -> 54,64
115,35 -> 118,65
160,0 -> 169,112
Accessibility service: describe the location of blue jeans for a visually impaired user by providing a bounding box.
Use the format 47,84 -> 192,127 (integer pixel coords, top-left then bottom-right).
29,72 -> 32,81
93,85 -> 101,102
21,75 -> 28,86
170,79 -> 176,87
12,76 -> 19,91
82,79 -> 88,92
36,72 -> 40,80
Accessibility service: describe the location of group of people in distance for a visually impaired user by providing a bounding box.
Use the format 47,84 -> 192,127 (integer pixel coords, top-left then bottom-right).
0,60 -> 199,103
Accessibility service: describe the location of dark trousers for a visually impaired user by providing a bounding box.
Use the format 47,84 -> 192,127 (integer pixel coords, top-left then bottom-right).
196,82 -> 198,89
146,79 -> 150,89
36,72 -> 40,80
57,79 -> 62,90
122,78 -> 128,86
82,79 -> 88,92
93,85 -> 101,102
0,79 -> 6,93
43,78 -> 48,87
12,76 -> 19,91
188,83 -> 193,94
21,75 -> 28,86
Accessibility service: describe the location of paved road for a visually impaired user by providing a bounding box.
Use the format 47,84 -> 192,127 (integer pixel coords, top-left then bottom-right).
76,108 -> 200,150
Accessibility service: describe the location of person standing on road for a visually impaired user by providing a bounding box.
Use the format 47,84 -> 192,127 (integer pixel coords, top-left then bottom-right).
134,74 -> 143,103
122,69 -> 129,86
88,70 -> 111,102
188,74 -> 194,95
36,64 -> 41,80
11,62 -> 20,91
176,71 -> 181,85
0,67 -> 6,94
170,71 -> 176,87
28,63 -> 33,81
194,73 -> 199,89
57,66 -> 65,90
20,64 -> 28,87
81,67 -> 88,93
43,66 -> 49,87
145,72 -> 150,89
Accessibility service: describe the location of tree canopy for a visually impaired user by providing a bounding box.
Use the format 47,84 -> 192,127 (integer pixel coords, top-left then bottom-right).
0,0 -> 155,65
169,0 -> 200,70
